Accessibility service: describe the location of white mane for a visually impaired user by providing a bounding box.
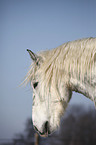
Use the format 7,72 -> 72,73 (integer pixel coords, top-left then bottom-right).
26,38 -> 96,89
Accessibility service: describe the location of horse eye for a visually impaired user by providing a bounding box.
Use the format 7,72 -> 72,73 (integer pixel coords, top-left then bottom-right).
33,82 -> 38,89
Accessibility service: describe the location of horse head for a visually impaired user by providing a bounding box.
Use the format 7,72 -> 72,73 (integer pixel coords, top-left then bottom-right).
27,49 -> 72,137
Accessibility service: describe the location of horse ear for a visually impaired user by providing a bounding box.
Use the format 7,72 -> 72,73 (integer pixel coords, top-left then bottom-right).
27,49 -> 42,65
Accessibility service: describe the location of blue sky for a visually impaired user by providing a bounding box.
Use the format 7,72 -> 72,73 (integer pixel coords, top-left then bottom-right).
0,0 -> 96,139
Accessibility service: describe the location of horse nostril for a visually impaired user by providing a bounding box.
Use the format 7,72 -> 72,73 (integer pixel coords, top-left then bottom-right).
44,121 -> 49,133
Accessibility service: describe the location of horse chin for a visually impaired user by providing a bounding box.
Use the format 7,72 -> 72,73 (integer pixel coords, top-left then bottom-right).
40,133 -> 49,138
39,130 -> 53,137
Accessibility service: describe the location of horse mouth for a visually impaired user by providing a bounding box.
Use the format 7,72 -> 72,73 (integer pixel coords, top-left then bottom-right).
34,126 -> 51,137
34,121 -> 51,137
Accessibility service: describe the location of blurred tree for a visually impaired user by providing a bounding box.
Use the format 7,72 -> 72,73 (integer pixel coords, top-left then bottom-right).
13,105 -> 96,145
13,119 -> 35,145
24,118 -> 35,139
48,105 -> 96,145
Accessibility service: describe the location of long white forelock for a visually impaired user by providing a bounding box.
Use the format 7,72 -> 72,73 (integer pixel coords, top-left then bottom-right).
25,37 -> 96,89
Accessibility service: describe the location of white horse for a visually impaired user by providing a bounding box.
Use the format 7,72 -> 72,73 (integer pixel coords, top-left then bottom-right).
25,37 -> 96,137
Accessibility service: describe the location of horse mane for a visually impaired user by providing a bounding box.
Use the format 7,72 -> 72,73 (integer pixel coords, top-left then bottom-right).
25,37 -> 96,89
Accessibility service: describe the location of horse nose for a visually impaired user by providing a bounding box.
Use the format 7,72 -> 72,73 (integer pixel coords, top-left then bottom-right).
44,121 -> 49,133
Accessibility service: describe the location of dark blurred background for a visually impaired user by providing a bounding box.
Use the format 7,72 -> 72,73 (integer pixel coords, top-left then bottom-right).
1,105 -> 96,145
0,0 -> 96,144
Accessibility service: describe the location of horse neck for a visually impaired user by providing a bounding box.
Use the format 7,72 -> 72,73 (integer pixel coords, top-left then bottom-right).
69,75 -> 95,102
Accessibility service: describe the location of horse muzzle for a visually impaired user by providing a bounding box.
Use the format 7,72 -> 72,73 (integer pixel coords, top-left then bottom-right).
34,121 -> 51,137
